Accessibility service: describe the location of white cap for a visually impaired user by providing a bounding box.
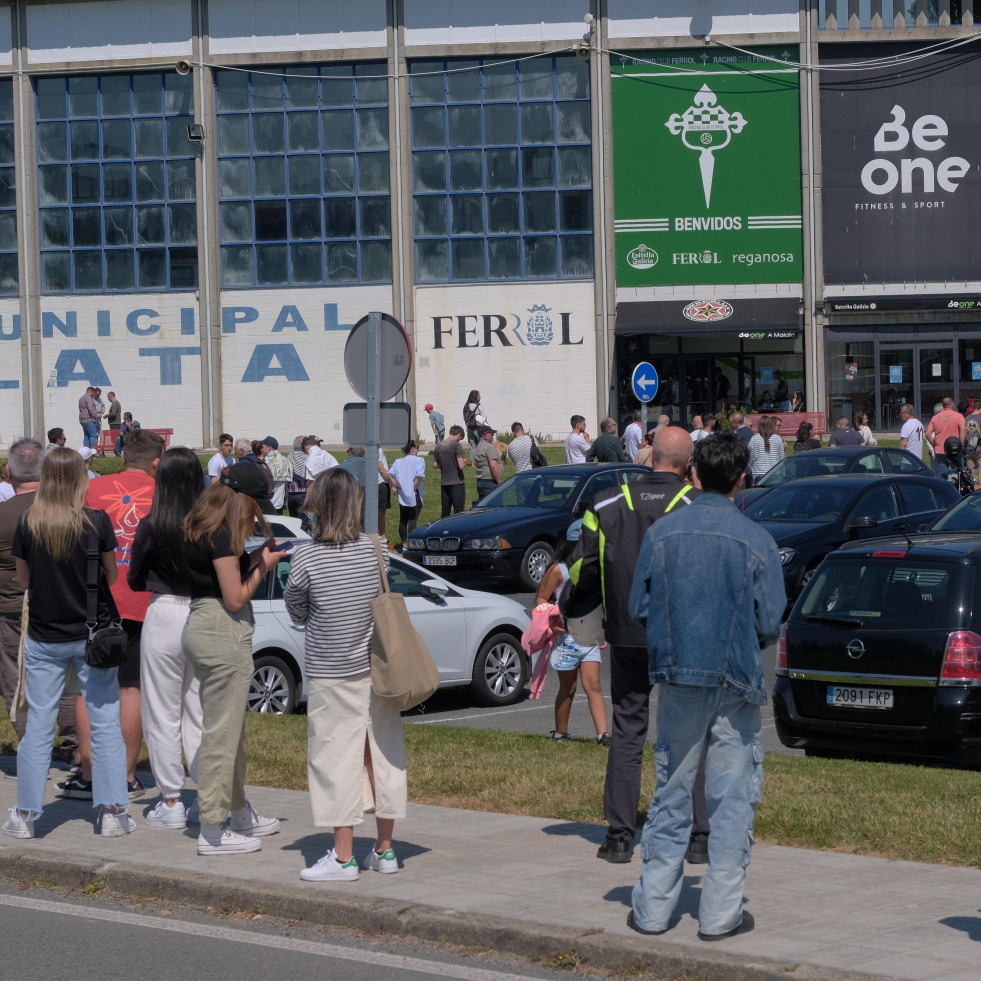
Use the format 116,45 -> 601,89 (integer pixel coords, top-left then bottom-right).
77,447 -> 96,462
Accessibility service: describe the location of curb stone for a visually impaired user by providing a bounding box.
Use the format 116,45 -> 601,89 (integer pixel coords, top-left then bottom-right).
0,848 -> 894,981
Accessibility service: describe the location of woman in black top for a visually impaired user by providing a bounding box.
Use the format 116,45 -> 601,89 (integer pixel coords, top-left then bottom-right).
793,421 -> 821,454
463,389 -> 487,450
180,469 -> 282,855
5,448 -> 131,840
128,447 -> 205,830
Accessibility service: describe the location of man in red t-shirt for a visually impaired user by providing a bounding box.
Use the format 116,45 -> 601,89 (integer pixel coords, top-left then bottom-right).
59,429 -> 164,801
925,397 -> 966,476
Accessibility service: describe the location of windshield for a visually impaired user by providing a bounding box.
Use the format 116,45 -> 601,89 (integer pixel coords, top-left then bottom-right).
929,492 -> 981,532
743,482 -> 850,523
474,470 -> 584,510
758,453 -> 850,487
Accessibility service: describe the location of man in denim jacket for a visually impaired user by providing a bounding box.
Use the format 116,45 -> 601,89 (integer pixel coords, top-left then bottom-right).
627,432 -> 785,942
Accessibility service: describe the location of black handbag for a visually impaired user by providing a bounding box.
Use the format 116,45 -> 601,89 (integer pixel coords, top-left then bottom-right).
530,437 -> 548,469
84,525 -> 127,670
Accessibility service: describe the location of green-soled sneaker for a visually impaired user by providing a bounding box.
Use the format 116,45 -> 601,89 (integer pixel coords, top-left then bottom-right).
363,847 -> 399,874
300,848 -> 360,881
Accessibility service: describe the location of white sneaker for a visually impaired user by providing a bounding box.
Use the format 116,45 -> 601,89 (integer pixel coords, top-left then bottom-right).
98,807 -> 136,837
197,821 -> 261,856
229,801 -> 280,837
300,848 -> 360,882
186,799 -> 200,825
3,807 -> 38,839
362,847 -> 399,874
146,798 -> 187,830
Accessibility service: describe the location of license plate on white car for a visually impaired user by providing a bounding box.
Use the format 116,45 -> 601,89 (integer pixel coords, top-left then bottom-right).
827,686 -> 893,710
423,555 -> 456,567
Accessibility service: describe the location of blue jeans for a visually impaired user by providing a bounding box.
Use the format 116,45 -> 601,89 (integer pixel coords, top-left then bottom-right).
632,684 -> 763,936
81,420 -> 99,448
17,636 -> 128,813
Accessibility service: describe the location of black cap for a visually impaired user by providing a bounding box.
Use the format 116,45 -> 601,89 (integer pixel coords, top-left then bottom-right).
477,425 -> 494,438
222,462 -> 270,501
260,435 -> 279,450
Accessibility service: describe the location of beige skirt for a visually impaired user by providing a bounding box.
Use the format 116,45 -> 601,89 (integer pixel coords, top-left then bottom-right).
307,670 -> 407,827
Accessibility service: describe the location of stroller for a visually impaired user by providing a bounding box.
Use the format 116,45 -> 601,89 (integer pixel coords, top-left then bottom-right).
942,437 -> 975,497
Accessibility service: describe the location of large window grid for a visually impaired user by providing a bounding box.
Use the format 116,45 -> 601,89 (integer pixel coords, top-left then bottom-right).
0,79 -> 17,295
35,72 -> 197,293
410,55 -> 593,283
215,63 -> 392,287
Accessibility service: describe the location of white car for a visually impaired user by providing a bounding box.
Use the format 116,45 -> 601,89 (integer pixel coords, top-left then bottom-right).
247,517 -> 531,714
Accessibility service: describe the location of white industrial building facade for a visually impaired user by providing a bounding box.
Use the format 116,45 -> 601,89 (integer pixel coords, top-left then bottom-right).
0,0 -> 979,448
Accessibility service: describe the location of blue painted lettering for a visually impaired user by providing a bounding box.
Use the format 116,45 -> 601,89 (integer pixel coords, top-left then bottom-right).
127,309 -> 161,336
180,307 -> 196,335
139,346 -> 201,385
324,304 -> 355,332
97,310 -> 111,337
42,312 -> 78,338
222,307 -> 259,333
242,344 -> 310,383
0,314 -> 21,340
272,305 -> 309,332
53,349 -> 110,386
0,380 -> 18,389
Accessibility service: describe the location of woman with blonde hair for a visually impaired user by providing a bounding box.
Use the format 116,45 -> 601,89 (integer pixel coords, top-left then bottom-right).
748,414 -> 785,479
5,448 -> 131,839
285,468 -> 407,881
181,464 -> 282,855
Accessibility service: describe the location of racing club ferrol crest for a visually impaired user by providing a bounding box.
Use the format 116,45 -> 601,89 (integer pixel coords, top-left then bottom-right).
525,305 -> 554,345
682,299 -> 734,323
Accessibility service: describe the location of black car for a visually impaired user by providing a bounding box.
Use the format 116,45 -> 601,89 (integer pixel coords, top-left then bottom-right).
741,473 -> 960,598
737,446 -> 931,509
773,533 -> 981,765
925,489 -> 981,532
403,463 -> 648,590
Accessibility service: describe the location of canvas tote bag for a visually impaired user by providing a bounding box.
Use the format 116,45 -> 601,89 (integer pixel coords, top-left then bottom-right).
368,535 -> 440,711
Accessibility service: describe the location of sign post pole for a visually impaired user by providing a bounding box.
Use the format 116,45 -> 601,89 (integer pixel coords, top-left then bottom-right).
365,311 -> 381,535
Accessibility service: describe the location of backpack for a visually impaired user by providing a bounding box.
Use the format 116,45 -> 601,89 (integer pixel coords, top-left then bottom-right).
530,437 -> 548,469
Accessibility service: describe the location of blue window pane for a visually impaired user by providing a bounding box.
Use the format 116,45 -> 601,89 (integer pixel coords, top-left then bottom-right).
559,190 -> 592,231
255,200 -> 287,240
220,202 -> 253,242
251,74 -> 284,111
101,75 -> 131,116
323,110 -> 355,151
103,163 -> 133,202
39,166 -> 68,206
414,196 -> 446,237
36,78 -> 66,120
290,242 -> 323,282
486,149 -> 518,189
69,77 -> 98,116
254,156 -> 286,196
255,245 -> 289,286
253,114 -> 285,154
447,106 -> 480,146
447,62 -> 480,103
169,203 -> 197,244
413,152 -> 445,192
287,112 -> 319,152
70,121 -> 100,159
524,193 -> 556,233
104,207 -> 134,245
449,150 -> 481,191
325,241 -> 356,282
358,153 -> 390,193
558,146 -> 591,187
137,205 -> 166,244
71,164 -> 101,203
524,236 -> 557,277
357,108 -> 388,150
519,63 -> 553,101
0,253 -> 16,294
415,239 -> 448,282
74,250 -> 103,290
556,60 -> 589,100
165,74 -> 194,115
135,118 -> 164,157
41,209 -> 70,247
359,197 -> 390,237
219,158 -> 251,199
286,75 -> 319,109
167,159 -> 196,201
520,104 -> 553,145
135,161 -> 165,201
289,199 -> 321,239
561,235 -> 593,277
133,73 -> 163,114
288,155 -> 321,195
105,250 -> 135,289
557,102 -> 590,144
360,240 -> 391,281
522,147 -> 554,187
483,63 -> 516,102
41,252 -> 70,290
411,107 -> 444,148
452,239 -> 485,279
102,119 -> 132,159
221,245 -> 253,285
355,63 -> 387,104
451,195 -> 483,235
487,194 -> 519,233
170,247 -> 197,288
216,71 -> 249,112
219,115 -> 250,155
410,64 -> 445,106
321,72 -> 354,108
166,116 -> 194,155
138,248 -> 167,288
325,198 -> 356,238
323,155 -> 355,193
0,167 -> 12,207
484,104 -> 517,145
37,122 -> 67,162
488,237 -> 520,278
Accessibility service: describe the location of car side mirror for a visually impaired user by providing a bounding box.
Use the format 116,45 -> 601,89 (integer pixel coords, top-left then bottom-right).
421,580 -> 449,602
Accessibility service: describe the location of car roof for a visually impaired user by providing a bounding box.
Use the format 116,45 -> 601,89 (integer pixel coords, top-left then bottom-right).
775,473 -> 944,489
836,532 -> 981,560
513,463 -> 647,477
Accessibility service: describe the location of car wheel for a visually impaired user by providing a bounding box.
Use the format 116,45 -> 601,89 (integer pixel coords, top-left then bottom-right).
249,653 -> 297,715
519,540 -> 554,590
470,632 -> 528,706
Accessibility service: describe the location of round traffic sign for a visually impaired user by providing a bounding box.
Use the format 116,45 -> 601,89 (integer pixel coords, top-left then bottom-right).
631,362 -> 659,403
344,313 -> 412,402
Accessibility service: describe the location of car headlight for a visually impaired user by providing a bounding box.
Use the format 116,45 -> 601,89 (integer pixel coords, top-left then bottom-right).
405,537 -> 425,551
778,547 -> 797,566
463,537 -> 510,550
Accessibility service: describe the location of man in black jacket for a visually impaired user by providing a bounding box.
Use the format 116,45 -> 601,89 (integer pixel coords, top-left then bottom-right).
569,426 -> 709,863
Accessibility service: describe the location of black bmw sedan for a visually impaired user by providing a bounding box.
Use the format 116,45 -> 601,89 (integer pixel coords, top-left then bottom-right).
403,463 -> 648,590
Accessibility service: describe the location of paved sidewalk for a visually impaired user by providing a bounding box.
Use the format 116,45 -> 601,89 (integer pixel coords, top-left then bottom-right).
0,762 -> 978,981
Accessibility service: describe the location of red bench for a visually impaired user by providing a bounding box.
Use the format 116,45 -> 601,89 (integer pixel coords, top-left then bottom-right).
95,428 -> 174,455
742,412 -> 826,439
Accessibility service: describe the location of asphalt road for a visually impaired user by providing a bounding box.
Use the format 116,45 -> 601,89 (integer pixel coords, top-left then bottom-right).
405,588 -> 798,757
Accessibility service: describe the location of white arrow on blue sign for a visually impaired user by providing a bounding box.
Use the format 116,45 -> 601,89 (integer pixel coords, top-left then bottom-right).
631,362 -> 659,403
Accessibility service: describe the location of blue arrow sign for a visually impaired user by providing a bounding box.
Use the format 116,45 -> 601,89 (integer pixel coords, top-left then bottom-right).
631,362 -> 659,403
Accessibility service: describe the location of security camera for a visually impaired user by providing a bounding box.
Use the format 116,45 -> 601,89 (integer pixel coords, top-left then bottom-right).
576,40 -> 591,60
175,60 -> 192,76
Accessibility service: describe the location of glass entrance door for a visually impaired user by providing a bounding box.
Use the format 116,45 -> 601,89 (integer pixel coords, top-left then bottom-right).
878,344 -> 956,427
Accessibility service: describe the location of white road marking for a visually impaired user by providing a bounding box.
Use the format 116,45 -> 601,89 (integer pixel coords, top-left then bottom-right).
0,893 -> 545,981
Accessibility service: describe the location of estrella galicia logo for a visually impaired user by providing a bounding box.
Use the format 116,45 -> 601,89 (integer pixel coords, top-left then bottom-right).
627,244 -> 659,269
682,299 -> 734,323
525,305 -> 554,346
